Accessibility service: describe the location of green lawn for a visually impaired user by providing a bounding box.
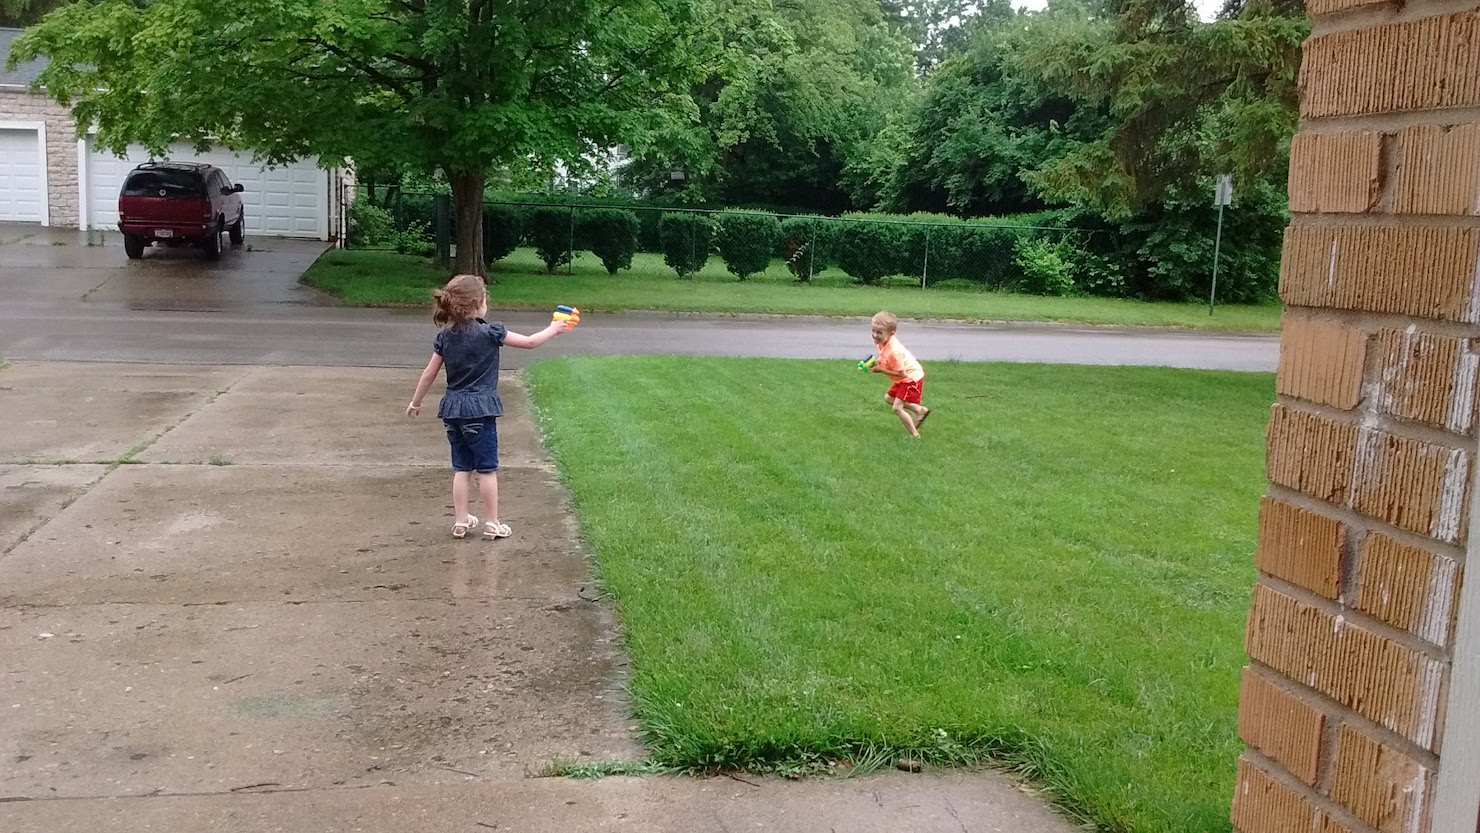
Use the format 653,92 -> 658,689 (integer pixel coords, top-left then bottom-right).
524,358 -> 1271,833
301,248 -> 1282,332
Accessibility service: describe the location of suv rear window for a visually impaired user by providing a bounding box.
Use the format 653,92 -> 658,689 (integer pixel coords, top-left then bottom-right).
122,169 -> 207,198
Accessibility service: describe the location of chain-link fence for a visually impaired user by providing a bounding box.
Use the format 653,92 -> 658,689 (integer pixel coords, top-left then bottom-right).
343,188 -> 1095,294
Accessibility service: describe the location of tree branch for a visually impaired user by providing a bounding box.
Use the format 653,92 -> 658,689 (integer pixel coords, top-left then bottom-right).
298,36 -> 419,101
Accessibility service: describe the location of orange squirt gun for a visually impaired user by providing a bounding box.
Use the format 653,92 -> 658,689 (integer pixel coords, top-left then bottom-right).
553,305 -> 581,327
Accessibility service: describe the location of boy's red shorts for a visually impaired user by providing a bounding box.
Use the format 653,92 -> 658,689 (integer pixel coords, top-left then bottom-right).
887,379 -> 924,404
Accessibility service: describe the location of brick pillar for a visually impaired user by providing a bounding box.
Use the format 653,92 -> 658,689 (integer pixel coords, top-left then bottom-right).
1234,2 -> 1480,832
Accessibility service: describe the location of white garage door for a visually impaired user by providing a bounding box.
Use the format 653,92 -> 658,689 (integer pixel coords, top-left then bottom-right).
84,139 -> 329,239
0,127 -> 45,223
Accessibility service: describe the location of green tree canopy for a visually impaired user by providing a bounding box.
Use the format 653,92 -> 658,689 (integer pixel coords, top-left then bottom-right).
1012,0 -> 1307,215
619,0 -> 915,212
11,0 -> 704,275
0,0 -> 69,28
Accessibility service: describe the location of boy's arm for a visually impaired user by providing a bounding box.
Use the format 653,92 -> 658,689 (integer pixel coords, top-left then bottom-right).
504,320 -> 569,349
406,353 -> 444,417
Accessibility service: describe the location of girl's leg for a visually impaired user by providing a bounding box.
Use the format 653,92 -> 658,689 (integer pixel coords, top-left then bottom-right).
477,471 -> 500,524
452,471 -> 474,522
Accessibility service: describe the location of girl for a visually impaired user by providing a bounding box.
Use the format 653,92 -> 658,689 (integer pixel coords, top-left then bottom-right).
407,274 -> 571,539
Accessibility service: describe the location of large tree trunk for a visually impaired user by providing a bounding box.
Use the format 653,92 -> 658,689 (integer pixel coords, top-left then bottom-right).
449,169 -> 486,278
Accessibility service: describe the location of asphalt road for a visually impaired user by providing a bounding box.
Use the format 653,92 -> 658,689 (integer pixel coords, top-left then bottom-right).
0,224 -> 1278,371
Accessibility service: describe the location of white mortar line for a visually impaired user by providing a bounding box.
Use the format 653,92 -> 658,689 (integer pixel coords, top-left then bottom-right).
1434,449 -> 1469,544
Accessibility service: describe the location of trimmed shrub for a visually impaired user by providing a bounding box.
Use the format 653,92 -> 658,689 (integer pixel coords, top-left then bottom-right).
347,199 -> 394,248
576,208 -> 641,275
658,212 -> 714,278
778,216 -> 836,281
715,211 -> 781,280
482,204 -> 526,266
927,222 -> 1025,288
834,218 -> 912,284
527,207 -> 576,273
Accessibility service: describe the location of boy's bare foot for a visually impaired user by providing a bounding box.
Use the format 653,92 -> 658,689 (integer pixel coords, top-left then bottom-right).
915,407 -> 931,429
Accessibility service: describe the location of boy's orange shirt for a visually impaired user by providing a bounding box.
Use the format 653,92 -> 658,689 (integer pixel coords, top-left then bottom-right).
877,335 -> 924,382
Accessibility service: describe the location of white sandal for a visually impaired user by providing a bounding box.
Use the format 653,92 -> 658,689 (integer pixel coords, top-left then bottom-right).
452,514 -> 479,539
483,521 -> 512,540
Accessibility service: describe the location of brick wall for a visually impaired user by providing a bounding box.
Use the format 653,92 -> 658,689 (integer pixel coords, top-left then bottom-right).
0,88 -> 80,227
1235,0 -> 1479,830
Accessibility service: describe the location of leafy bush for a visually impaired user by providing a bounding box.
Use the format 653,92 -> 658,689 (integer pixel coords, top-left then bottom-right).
577,208 -> 641,275
1065,242 -> 1126,297
1055,185 -> 1285,303
482,204 -> 526,266
715,211 -> 781,280
390,191 -> 438,233
1126,185 -> 1285,304
527,207 -> 576,272
347,199 -> 394,248
779,216 -> 836,281
1013,237 -> 1077,296
658,212 -> 714,278
391,221 -> 435,257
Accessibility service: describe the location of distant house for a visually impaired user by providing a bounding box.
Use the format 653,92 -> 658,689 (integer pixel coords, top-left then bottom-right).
0,27 -> 346,240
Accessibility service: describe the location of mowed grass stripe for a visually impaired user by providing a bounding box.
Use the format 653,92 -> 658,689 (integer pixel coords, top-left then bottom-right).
526,357 -> 1271,832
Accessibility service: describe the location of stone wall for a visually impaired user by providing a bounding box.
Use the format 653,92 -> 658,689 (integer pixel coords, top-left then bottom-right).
0,88 -> 79,227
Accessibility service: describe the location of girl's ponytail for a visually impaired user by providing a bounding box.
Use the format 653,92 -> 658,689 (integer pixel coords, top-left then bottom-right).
433,275 -> 486,327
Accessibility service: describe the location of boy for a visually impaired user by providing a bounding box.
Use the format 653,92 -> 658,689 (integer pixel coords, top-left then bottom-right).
868,310 -> 930,437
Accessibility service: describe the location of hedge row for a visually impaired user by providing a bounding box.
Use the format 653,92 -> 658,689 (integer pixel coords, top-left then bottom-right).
351,193 -> 1281,301
471,203 -> 1064,289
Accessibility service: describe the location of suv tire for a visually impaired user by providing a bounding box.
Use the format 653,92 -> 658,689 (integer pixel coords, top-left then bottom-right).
203,223 -> 222,261
124,234 -> 145,260
228,212 -> 244,245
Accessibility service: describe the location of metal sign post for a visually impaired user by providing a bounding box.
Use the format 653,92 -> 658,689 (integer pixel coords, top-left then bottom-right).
1210,174 -> 1232,316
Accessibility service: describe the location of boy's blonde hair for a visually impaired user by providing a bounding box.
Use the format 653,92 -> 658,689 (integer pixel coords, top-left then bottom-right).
433,274 -> 487,327
872,310 -> 899,332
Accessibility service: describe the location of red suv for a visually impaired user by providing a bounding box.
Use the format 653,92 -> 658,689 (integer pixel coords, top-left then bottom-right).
118,162 -> 246,261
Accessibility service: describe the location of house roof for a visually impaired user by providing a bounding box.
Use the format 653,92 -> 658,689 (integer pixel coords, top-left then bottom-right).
0,27 -> 49,88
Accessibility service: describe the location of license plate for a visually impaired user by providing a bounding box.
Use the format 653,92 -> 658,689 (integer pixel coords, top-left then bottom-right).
154,229 -> 174,238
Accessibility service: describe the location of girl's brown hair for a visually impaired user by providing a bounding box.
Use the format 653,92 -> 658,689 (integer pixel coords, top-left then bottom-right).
433,274 -> 487,327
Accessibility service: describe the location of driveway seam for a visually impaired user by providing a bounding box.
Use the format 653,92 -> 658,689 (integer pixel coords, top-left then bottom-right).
0,369 -> 255,558
0,466 -> 110,559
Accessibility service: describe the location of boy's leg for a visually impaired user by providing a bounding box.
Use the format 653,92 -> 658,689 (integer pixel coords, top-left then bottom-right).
890,398 -> 919,436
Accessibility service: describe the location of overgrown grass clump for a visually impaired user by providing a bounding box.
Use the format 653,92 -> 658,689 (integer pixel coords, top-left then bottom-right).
525,357 -> 1272,833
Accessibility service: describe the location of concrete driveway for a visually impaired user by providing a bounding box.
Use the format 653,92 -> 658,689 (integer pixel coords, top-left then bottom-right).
0,360 -> 1079,833
0,223 -> 334,310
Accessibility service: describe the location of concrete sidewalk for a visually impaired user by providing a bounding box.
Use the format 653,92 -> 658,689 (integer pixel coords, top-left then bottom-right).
0,362 -> 1079,833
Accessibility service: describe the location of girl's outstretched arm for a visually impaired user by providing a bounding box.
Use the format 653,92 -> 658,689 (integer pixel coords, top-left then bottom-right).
504,320 -> 569,349
407,353 -> 444,417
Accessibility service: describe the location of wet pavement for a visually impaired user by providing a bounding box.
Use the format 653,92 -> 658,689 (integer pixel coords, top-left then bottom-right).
0,222 -> 1279,372
0,361 -> 1082,833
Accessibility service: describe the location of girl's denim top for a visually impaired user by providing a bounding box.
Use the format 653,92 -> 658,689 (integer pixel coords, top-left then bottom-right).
434,320 -> 508,420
